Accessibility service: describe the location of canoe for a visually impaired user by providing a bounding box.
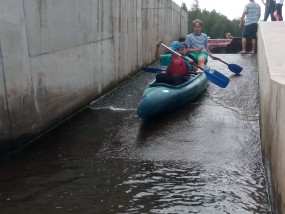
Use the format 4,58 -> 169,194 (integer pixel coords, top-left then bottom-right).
137,73 -> 208,118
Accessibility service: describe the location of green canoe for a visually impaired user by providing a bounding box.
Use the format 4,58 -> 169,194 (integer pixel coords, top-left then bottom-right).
137,73 -> 208,118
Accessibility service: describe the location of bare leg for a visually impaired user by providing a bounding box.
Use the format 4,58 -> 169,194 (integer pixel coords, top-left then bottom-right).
241,37 -> 247,52
252,39 -> 256,53
198,56 -> 207,69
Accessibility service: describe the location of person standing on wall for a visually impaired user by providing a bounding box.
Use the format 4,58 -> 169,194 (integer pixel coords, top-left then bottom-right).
261,0 -> 276,21
274,0 -> 283,21
239,0 -> 261,54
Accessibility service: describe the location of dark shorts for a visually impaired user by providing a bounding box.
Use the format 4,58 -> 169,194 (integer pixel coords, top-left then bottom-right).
242,23 -> 258,39
188,52 -> 208,64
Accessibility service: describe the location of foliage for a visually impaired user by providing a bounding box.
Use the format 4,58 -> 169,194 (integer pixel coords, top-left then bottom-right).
191,0 -> 200,11
180,1 -> 243,38
181,2 -> 188,12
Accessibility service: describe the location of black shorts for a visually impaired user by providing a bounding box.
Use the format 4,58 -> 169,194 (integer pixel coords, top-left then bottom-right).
242,23 -> 258,39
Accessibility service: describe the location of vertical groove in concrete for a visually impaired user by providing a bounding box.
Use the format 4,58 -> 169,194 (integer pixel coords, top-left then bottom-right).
0,39 -> 12,144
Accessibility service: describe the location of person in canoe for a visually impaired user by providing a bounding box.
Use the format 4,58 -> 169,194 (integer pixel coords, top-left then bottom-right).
185,19 -> 218,70
155,40 -> 198,85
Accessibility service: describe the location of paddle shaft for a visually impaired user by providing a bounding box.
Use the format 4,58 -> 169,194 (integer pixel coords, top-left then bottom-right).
160,43 -> 205,71
160,42 -> 230,88
205,52 -> 243,74
206,52 -> 228,65
217,58 -> 228,65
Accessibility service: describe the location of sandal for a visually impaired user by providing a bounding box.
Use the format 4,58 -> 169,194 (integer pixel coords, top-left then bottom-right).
239,50 -> 246,54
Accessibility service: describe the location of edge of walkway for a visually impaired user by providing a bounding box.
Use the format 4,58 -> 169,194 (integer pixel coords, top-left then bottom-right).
258,21 -> 285,214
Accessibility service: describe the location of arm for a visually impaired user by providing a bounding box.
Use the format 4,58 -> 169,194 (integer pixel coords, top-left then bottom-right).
183,56 -> 198,72
239,12 -> 246,28
201,46 -> 220,61
155,46 -> 160,60
261,0 -> 266,5
205,46 -> 211,55
204,35 -> 220,60
205,46 -> 220,61
155,40 -> 162,60
204,36 -> 212,56
191,64 -> 198,72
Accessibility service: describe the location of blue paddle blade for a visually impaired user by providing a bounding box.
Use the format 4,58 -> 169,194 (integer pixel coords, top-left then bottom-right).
204,69 -> 230,88
142,67 -> 165,73
228,64 -> 243,74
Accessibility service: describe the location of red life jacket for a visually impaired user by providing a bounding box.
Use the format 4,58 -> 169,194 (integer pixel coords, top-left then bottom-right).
166,55 -> 189,76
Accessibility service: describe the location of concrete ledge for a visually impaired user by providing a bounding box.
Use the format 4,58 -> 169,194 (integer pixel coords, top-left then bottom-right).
258,21 -> 285,213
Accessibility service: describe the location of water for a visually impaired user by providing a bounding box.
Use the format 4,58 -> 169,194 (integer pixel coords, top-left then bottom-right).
0,55 -> 271,213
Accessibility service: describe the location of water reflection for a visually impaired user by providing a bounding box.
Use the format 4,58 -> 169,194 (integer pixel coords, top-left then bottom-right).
0,154 -> 269,213
117,161 -> 269,213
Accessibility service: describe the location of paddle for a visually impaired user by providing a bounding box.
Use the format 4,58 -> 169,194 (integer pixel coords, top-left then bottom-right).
160,43 -> 230,88
208,53 -> 243,74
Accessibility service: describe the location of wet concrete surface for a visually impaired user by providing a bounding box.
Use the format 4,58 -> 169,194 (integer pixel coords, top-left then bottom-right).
0,54 -> 271,213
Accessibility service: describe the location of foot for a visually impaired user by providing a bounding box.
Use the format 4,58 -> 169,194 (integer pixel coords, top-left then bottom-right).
248,50 -> 256,54
239,50 -> 246,54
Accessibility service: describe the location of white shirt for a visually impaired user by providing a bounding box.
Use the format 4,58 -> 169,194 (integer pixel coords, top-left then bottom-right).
244,1 -> 261,25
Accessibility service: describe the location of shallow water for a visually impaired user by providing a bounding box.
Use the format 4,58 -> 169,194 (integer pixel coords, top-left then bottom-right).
0,55 -> 271,213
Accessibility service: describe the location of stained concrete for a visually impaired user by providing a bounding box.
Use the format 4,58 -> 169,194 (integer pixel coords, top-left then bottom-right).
0,0 -> 188,153
258,21 -> 285,214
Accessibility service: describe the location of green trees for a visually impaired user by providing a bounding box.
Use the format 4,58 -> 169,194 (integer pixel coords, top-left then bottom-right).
183,1 -> 242,38
181,2 -> 188,12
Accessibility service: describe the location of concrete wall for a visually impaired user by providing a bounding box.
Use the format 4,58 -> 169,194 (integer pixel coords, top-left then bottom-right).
0,0 -> 188,154
258,21 -> 285,214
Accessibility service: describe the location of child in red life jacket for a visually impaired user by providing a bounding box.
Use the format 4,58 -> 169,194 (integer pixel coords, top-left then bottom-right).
155,40 -> 198,85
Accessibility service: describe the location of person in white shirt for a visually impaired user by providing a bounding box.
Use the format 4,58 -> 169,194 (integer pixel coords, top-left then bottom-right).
239,0 -> 261,54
